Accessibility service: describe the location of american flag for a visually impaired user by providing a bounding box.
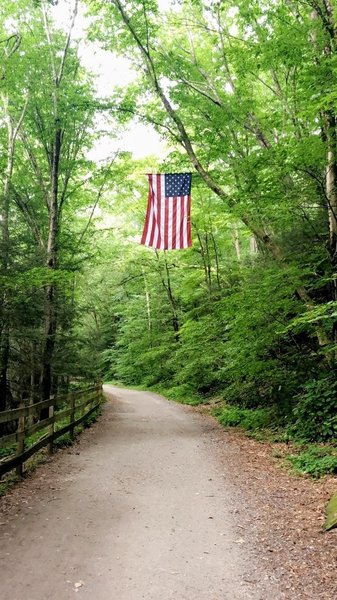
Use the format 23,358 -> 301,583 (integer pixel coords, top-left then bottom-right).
141,173 -> 192,250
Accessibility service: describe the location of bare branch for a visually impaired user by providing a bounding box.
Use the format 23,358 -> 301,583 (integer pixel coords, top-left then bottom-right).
10,185 -> 46,251
111,0 -> 231,203
70,154 -> 119,259
41,0 -> 57,84
57,0 -> 79,85
13,93 -> 29,142
0,34 -> 21,59
19,130 -> 49,206
177,77 -> 222,107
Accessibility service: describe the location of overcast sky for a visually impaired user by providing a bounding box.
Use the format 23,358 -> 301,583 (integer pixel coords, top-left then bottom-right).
52,0 -> 167,161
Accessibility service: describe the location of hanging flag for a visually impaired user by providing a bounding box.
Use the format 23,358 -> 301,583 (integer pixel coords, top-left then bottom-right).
141,173 -> 192,250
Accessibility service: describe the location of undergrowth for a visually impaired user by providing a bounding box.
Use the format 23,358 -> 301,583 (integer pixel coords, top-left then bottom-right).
214,405 -> 276,431
0,403 -> 104,496
286,446 -> 337,478
156,385 -> 202,406
213,403 -> 337,478
0,471 -> 19,497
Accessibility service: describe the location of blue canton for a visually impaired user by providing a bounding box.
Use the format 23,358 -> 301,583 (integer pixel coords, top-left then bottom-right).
165,173 -> 191,197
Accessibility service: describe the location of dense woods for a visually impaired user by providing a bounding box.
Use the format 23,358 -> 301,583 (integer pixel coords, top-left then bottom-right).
2,0 -> 337,445
0,0 -> 106,419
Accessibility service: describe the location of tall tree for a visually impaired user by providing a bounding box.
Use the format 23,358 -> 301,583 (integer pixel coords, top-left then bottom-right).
87,0 -> 337,349
0,0 -> 106,409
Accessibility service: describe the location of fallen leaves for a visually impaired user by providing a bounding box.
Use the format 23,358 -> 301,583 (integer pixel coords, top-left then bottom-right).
208,423 -> 337,599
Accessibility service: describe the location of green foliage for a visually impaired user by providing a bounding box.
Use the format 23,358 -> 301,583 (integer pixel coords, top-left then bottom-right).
157,384 -> 202,406
0,444 -> 17,459
290,377 -> 337,442
83,406 -> 103,427
0,0 -> 113,408
214,405 -> 276,432
74,0 -> 337,450
3,0 -> 337,454
287,446 -> 337,478
53,434 -> 73,449
0,472 -> 20,498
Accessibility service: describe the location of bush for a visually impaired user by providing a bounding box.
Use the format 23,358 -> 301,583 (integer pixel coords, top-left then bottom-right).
291,376 -> 337,441
287,445 -> 337,478
160,384 -> 202,406
215,405 -> 276,431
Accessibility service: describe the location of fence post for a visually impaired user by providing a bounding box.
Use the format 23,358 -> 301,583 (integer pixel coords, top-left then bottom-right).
69,393 -> 75,440
47,396 -> 55,455
16,402 -> 25,477
81,391 -> 86,423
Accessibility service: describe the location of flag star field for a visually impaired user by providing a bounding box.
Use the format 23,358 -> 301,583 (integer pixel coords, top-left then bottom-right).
165,173 -> 192,197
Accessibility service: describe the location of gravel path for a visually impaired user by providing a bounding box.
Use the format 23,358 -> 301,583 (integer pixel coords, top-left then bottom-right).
0,385 -> 279,600
1,385 -> 336,599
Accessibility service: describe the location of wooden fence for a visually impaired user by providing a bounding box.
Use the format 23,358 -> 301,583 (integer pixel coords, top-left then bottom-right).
0,384 -> 102,478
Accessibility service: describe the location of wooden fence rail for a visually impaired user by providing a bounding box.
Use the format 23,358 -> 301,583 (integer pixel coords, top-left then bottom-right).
0,384 -> 102,478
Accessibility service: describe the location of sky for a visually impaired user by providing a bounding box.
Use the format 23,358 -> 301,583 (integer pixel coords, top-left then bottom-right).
51,0 -> 167,161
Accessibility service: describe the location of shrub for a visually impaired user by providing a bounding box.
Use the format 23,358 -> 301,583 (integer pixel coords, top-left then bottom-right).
291,376 -> 337,441
215,405 -> 276,431
163,385 -> 202,406
287,445 -> 337,478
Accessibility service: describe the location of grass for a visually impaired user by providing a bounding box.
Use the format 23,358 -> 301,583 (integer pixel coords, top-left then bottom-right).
286,445 -> 337,478
0,444 -> 17,459
213,404 -> 280,434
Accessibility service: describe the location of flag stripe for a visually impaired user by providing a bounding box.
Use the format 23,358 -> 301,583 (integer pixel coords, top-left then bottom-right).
152,174 -> 159,249
148,175 -> 156,247
175,197 -> 181,249
187,196 -> 192,248
141,182 -> 152,246
164,196 -> 169,250
159,174 -> 165,249
167,198 -> 172,250
172,197 -> 177,250
180,197 -> 185,249
141,173 -> 192,250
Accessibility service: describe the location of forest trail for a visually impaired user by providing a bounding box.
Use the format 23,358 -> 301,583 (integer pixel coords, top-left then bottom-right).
0,385 -> 279,600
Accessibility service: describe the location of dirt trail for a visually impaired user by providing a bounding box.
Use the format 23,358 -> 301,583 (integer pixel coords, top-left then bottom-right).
0,385 -> 280,600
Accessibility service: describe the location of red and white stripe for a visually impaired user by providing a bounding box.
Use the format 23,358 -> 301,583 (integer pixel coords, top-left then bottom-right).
141,174 -> 191,250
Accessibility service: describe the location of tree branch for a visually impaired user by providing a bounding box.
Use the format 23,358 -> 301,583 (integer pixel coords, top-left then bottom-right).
57,0 -> 79,85
70,154 -> 119,259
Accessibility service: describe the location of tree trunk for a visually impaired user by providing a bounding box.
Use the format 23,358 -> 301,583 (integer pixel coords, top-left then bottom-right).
325,112 -> 337,260
0,170 -> 11,411
142,267 -> 152,338
155,251 -> 179,337
196,231 -> 212,296
0,96 -> 27,411
39,0 -> 78,402
163,254 -> 179,336
233,228 -> 241,261
40,122 -> 61,403
210,232 -> 222,290
250,235 -> 258,255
